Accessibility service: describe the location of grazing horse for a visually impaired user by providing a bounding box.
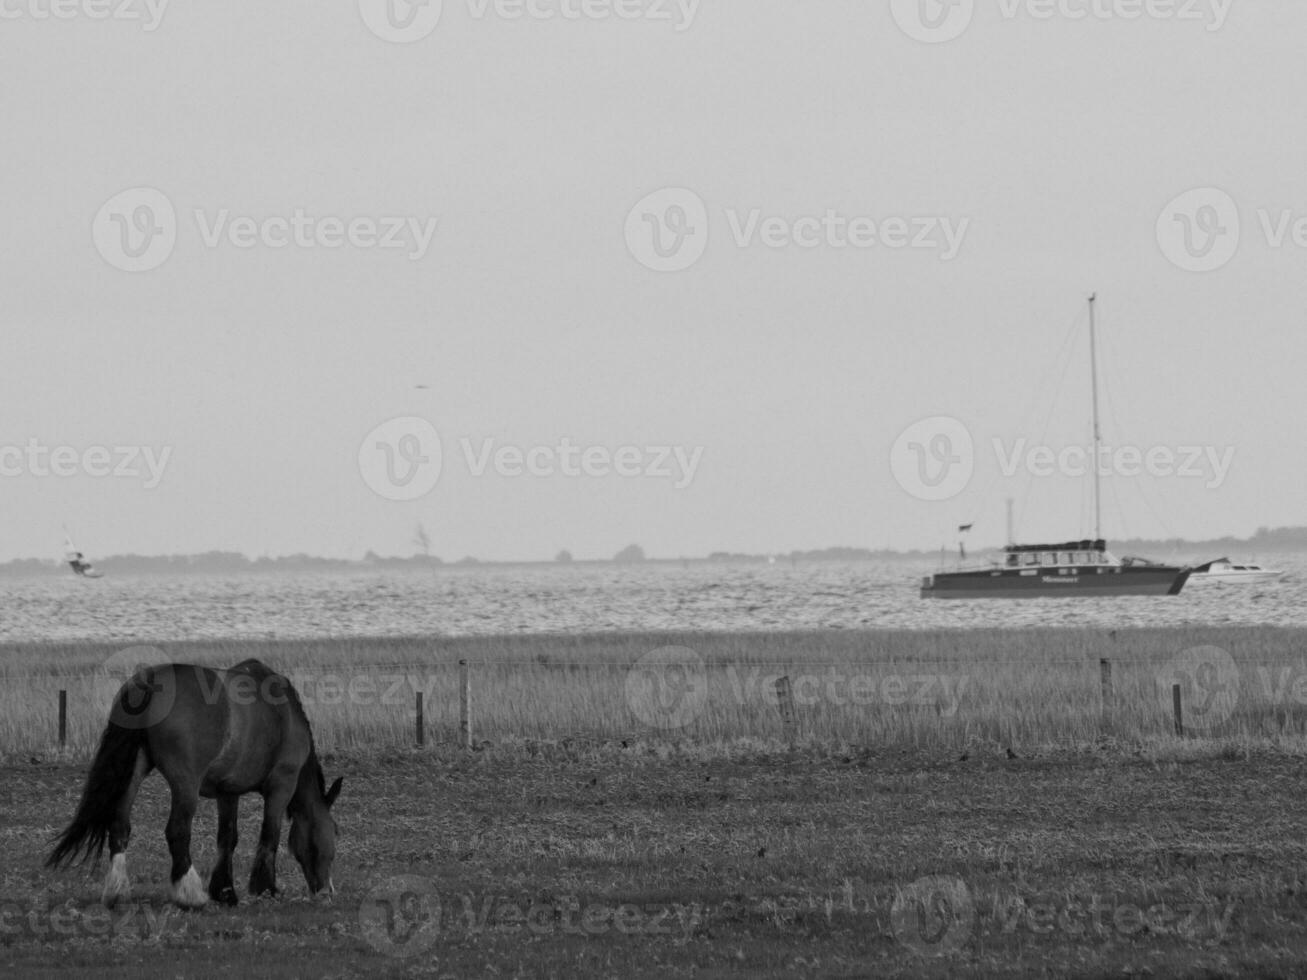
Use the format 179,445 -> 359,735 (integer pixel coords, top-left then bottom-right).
47,659 -> 342,908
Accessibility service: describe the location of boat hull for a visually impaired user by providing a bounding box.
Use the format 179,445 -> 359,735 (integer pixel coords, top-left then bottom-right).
921,565 -> 1190,599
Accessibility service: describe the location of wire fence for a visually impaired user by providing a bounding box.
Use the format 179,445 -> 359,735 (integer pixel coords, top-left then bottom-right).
9,649 -> 1305,757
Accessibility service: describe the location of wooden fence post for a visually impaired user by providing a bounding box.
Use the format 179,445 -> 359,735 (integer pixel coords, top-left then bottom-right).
1099,659 -> 1112,719
58,690 -> 67,748
415,691 -> 425,747
775,676 -> 796,744
459,659 -> 472,750
1172,683 -> 1184,737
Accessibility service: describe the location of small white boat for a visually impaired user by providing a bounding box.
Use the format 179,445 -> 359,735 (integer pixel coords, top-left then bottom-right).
1188,557 -> 1284,585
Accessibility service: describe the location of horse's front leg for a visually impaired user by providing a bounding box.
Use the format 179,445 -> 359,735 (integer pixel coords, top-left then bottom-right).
164,776 -> 207,909
249,786 -> 292,898
207,793 -> 240,905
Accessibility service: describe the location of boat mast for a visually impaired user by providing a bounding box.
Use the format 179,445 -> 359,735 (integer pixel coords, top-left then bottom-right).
1088,293 -> 1102,541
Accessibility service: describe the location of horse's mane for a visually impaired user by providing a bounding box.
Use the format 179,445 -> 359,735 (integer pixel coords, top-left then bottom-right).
231,657 -> 320,758
231,660 -> 332,814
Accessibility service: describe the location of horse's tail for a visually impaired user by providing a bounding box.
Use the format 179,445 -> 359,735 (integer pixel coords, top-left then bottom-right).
46,695 -> 148,869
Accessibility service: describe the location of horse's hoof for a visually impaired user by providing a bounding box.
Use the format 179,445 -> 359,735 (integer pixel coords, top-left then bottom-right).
170,866 -> 209,909
210,885 -> 238,906
101,854 -> 131,908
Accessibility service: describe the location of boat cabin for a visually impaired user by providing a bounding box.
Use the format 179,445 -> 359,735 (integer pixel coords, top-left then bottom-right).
1001,539 -> 1113,569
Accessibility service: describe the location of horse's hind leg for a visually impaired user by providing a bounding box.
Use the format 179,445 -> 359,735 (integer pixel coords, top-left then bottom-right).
207,794 -> 239,905
102,748 -> 151,908
163,776 -> 207,909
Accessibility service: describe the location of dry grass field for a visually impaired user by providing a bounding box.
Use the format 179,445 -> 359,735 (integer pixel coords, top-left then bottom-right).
1,627 -> 1305,756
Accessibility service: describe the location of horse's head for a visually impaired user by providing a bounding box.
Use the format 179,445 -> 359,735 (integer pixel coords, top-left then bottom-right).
289,774 -> 342,895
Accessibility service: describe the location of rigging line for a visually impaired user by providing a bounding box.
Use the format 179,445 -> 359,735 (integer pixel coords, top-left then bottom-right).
1094,301 -> 1180,544
1017,301 -> 1088,539
1097,304 -> 1139,541
999,305 -> 1083,539
967,307 -> 1079,528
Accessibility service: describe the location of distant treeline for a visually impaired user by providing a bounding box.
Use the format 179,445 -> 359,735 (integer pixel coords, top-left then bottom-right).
1105,525 -> 1307,556
3,526 -> 1303,575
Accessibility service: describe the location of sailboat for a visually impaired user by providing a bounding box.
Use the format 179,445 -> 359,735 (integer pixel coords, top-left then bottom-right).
63,528 -> 103,579
920,295 -> 1192,599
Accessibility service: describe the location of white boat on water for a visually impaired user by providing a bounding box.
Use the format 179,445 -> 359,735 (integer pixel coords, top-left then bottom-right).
1188,557 -> 1284,585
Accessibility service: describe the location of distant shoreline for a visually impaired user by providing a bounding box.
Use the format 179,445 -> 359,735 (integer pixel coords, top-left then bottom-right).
3,526 -> 1303,577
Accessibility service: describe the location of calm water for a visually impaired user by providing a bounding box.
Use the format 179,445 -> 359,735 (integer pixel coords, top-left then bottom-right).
1,555 -> 1304,642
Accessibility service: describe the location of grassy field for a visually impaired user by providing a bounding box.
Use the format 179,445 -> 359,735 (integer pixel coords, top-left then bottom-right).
5,628 -> 1307,977
5,742 -> 1307,977
2,627 -> 1306,757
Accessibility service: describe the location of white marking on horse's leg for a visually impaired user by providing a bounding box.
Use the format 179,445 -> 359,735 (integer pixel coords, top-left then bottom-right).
101,853 -> 130,908
170,865 -> 208,909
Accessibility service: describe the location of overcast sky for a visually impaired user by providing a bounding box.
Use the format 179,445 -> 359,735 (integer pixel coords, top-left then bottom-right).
2,0 -> 1303,562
